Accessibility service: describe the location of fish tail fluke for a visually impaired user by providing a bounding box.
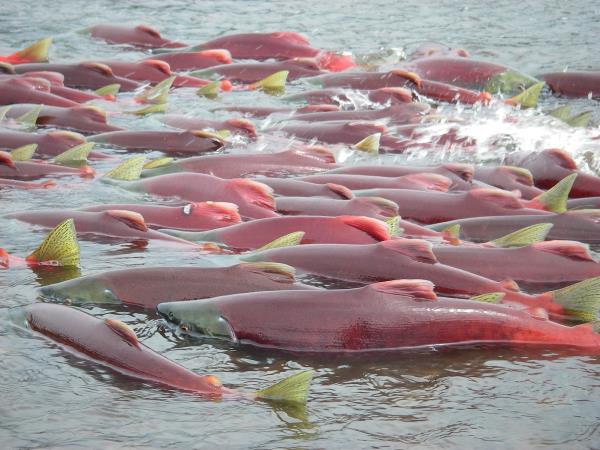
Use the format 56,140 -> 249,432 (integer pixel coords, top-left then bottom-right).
353,133 -> 381,155
10,144 -> 38,161
255,370 -> 313,404
549,277 -> 600,323
385,216 -> 404,238
53,142 -> 95,166
135,76 -> 175,104
250,70 -> 289,93
441,224 -> 461,245
255,231 -> 305,252
26,218 -> 80,267
549,105 -> 572,121
103,156 -> 146,180
471,292 -> 505,304
566,111 -> 592,128
12,37 -> 52,63
197,80 -> 220,99
130,103 -> 167,116
528,173 -> 577,213
143,157 -> 174,170
94,83 -> 121,100
505,81 -> 545,109
490,223 -> 553,248
16,105 -> 42,128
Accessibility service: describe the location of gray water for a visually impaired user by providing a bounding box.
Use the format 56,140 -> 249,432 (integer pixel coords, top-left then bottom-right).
1,1 -> 600,448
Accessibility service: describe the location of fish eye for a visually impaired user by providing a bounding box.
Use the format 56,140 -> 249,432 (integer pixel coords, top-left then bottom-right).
182,204 -> 194,216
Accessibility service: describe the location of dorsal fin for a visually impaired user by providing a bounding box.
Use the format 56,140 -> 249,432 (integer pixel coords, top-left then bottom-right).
105,319 -> 141,349
443,163 -> 474,182
0,150 -> 16,168
468,188 -> 523,209
256,231 -> 305,251
105,210 -> 148,231
80,62 -> 114,77
239,262 -> 297,283
141,59 -> 171,75
135,24 -> 162,38
527,173 -> 576,213
26,218 -> 80,267
353,133 -> 380,155
10,144 -> 37,161
532,240 -> 594,261
369,279 -> 437,300
104,156 -> 146,180
379,239 -> 437,263
325,183 -> 353,199
229,179 -> 275,209
490,223 -> 553,248
391,69 -> 422,87
337,216 -> 390,241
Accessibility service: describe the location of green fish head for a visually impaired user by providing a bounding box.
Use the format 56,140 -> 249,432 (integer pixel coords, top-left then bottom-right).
39,276 -> 120,306
157,301 -> 237,342
484,70 -> 539,95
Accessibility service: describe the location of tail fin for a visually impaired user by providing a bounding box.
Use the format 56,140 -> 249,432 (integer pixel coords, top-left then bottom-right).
53,142 -> 94,166
441,224 -> 461,245
130,103 -> 167,116
104,156 -> 146,180
353,133 -> 380,155
255,370 -> 313,404
10,144 -> 37,161
10,37 -> 52,64
548,277 -> 600,323
385,216 -> 404,237
15,105 -> 42,128
505,81 -> 545,109
527,173 -> 576,213
135,76 -> 174,104
26,219 -> 80,267
471,293 -> 505,304
94,83 -> 121,100
490,223 -> 553,248
143,157 -> 173,170
250,70 -> 288,93
566,111 -> 592,128
255,231 -> 305,252
197,80 -> 220,99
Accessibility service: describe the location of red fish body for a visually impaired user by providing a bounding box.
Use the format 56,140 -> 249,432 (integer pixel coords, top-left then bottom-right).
0,77 -> 79,108
276,196 -> 398,219
0,153 -> 94,180
5,104 -> 122,134
253,177 -> 354,199
288,103 -> 430,125
82,202 -> 240,231
0,129 -> 102,158
142,147 -> 335,178
14,63 -> 142,91
157,280 -> 600,353
0,178 -> 55,189
97,59 -> 206,87
284,87 -> 413,106
506,149 -> 600,198
215,104 -> 339,119
172,215 -> 391,250
162,115 -> 257,138
269,120 -> 387,147
40,263 -> 315,309
123,173 -> 278,220
87,24 -> 186,49
192,60 -> 325,83
90,130 -> 224,155
539,71 -> 600,98
300,172 -> 452,192
354,188 -> 550,224
142,49 -> 232,71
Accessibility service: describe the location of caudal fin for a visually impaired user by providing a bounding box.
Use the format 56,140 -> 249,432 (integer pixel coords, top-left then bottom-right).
15,105 -> 42,129
255,370 -> 313,404
490,223 -> 553,248
104,156 -> 146,180
26,219 -> 80,267
250,70 -> 288,93
527,173 -> 577,213
197,80 -> 220,99
94,83 -> 121,100
505,81 -> 545,109
135,76 -> 175,104
10,37 -> 52,64
549,277 -> 600,323
53,142 -> 94,166
10,144 -> 37,161
353,133 -> 380,155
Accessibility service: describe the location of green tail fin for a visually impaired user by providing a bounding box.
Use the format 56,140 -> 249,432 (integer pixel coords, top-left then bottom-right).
53,142 -> 94,166
136,76 -> 175,104
0,105 -> 10,121
566,111 -> 592,128
353,133 -> 381,155
549,105 -> 572,121
143,157 -> 173,170
256,231 -> 305,252
10,144 -> 37,161
252,70 -> 288,94
255,370 -> 313,404
15,37 -> 52,63
130,103 -> 167,116
549,277 -> 600,323
441,223 -> 461,244
27,218 -> 80,267
385,216 -> 403,238
506,81 -> 545,109
197,80 -> 220,99
16,105 -> 42,128
94,83 -> 121,97
471,293 -> 505,304
104,156 -> 146,181
490,223 -> 553,248
532,173 -> 577,213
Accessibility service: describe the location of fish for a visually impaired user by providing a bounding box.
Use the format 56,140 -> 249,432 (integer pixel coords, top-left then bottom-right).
81,202 -> 241,231
214,104 -> 340,119
299,172 -> 453,192
93,59 -> 205,88
0,178 -> 55,189
1,218 -> 79,269
25,302 -> 312,403
284,103 -> 430,125
142,49 -> 232,71
40,262 -> 315,309
157,279 -> 600,353
0,77 -> 79,108
13,62 -> 141,91
506,148 -> 600,198
275,195 -> 398,220
539,71 -> 600,98
0,129 -> 110,159
89,130 -> 224,155
0,38 -> 52,65
409,42 -> 470,59
253,177 -> 355,199
162,215 -> 391,250
0,147 -> 95,180
473,165 -> 543,199
87,24 -> 187,49
161,115 -> 257,138
191,59 -> 325,83
283,87 -> 413,106
141,146 -> 335,178
242,239 -> 600,322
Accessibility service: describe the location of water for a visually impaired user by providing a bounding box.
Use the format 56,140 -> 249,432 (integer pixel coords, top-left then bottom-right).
2,1 -> 600,448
